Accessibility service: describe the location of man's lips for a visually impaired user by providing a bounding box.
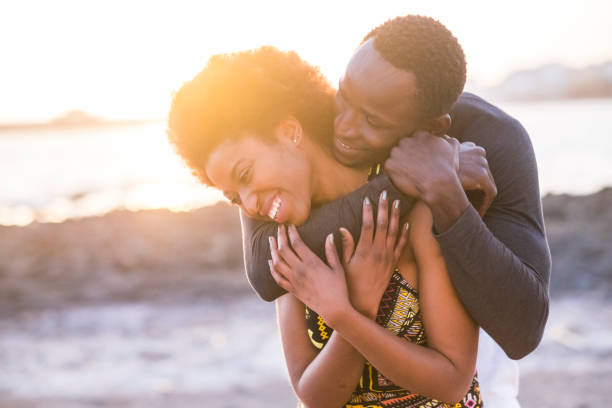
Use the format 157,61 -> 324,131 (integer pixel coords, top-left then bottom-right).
334,135 -> 363,152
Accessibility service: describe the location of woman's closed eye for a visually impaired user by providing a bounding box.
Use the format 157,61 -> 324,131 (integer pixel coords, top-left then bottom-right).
238,164 -> 252,184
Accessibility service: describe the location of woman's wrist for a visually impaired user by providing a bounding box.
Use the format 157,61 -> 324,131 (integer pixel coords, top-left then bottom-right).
351,297 -> 379,320
324,299 -> 358,329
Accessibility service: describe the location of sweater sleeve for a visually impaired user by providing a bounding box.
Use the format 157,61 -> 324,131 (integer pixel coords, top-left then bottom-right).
437,113 -> 551,359
241,175 -> 414,301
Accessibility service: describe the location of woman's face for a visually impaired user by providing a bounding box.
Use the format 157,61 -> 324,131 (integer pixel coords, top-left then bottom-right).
205,127 -> 314,226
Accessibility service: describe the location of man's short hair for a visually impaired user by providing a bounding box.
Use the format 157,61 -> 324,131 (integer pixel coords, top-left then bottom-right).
362,15 -> 466,120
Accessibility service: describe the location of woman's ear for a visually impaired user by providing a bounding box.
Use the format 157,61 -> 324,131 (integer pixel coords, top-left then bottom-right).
425,113 -> 451,136
275,117 -> 303,147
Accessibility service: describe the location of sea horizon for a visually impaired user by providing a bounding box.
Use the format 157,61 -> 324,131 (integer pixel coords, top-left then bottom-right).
2,97 -> 612,227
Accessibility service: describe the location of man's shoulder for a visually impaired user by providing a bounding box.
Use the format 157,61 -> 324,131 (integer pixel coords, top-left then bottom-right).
449,93 -> 528,147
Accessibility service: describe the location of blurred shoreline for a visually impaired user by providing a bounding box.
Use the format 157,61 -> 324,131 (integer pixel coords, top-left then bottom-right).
1,187 -> 611,304
1,189 -> 611,407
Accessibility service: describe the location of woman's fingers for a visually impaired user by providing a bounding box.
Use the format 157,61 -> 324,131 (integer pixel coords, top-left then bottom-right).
268,259 -> 294,292
387,199 -> 400,249
287,224 -> 314,261
339,227 -> 355,265
269,236 -> 292,272
393,222 -> 410,262
373,190 -> 389,246
324,233 -> 342,272
276,224 -> 301,265
357,196 -> 374,250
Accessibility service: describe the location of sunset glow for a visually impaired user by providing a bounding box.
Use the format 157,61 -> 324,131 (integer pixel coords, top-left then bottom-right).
1,0 -> 611,123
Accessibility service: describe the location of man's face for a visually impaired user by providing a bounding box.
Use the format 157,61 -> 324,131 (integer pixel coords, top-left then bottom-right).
333,39 -> 423,167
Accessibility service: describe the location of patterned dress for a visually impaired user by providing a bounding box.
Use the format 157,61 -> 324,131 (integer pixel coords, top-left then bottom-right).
305,270 -> 482,408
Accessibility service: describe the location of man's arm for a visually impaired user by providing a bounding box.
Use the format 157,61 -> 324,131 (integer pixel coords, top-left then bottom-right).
435,115 -> 550,360
241,175 -> 414,301
385,111 -> 551,359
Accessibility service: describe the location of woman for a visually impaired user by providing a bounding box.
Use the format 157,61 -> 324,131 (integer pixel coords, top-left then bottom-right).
168,46 -> 481,408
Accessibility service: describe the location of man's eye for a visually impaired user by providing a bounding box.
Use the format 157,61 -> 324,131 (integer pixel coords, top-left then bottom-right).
365,114 -> 382,128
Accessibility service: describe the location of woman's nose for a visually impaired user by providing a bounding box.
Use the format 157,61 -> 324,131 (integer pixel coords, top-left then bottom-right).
240,191 -> 259,217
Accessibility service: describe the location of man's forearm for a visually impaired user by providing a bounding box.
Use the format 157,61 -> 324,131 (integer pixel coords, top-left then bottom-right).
241,175 -> 414,301
435,206 -> 551,359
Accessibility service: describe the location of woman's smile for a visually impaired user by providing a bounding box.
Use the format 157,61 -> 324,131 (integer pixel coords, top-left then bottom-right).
264,194 -> 284,222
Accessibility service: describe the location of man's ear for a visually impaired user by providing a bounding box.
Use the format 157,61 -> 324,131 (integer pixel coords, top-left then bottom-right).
275,117 -> 303,147
425,114 -> 451,136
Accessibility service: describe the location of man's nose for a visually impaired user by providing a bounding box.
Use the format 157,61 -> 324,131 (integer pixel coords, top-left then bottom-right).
335,108 -> 360,139
240,190 -> 259,217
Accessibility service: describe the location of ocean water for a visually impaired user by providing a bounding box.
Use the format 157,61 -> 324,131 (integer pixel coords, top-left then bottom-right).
0,122 -> 223,226
1,98 -> 611,226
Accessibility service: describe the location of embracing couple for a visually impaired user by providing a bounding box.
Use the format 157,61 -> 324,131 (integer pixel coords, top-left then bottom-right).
168,15 -> 551,408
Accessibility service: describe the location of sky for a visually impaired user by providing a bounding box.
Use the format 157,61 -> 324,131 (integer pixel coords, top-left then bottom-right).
1,0 -> 611,123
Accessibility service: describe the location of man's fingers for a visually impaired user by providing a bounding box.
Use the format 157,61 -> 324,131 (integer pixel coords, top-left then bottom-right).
394,222 -> 410,262
478,177 -> 497,217
339,227 -> 355,265
473,161 -> 497,217
324,233 -> 342,272
373,190 -> 389,246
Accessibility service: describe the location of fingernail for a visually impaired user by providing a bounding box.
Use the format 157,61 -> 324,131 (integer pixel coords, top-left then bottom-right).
268,259 -> 273,269
364,196 -> 371,206
393,200 -> 400,209
269,236 -> 274,245
381,190 -> 387,201
405,222 -> 410,230
328,233 -> 334,245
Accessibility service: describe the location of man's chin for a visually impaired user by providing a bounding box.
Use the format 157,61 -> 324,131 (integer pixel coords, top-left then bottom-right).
332,148 -> 361,166
333,148 -> 376,169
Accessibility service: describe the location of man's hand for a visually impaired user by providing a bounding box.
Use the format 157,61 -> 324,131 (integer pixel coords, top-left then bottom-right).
384,131 -> 468,233
458,142 -> 497,216
384,131 -> 461,200
339,191 -> 409,319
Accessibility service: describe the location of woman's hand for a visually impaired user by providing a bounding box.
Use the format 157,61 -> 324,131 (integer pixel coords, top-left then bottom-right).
268,224 -> 350,326
339,191 -> 410,319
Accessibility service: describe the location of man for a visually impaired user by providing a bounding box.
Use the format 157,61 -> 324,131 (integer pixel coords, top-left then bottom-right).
240,15 -> 550,407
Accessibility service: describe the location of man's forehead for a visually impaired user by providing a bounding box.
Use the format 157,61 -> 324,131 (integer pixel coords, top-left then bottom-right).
343,39 -> 418,116
346,39 -> 387,78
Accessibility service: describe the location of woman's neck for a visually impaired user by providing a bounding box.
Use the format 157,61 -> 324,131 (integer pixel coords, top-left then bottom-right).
309,143 -> 370,205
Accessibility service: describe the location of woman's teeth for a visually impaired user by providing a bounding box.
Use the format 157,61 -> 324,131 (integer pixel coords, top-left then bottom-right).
268,196 -> 282,221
